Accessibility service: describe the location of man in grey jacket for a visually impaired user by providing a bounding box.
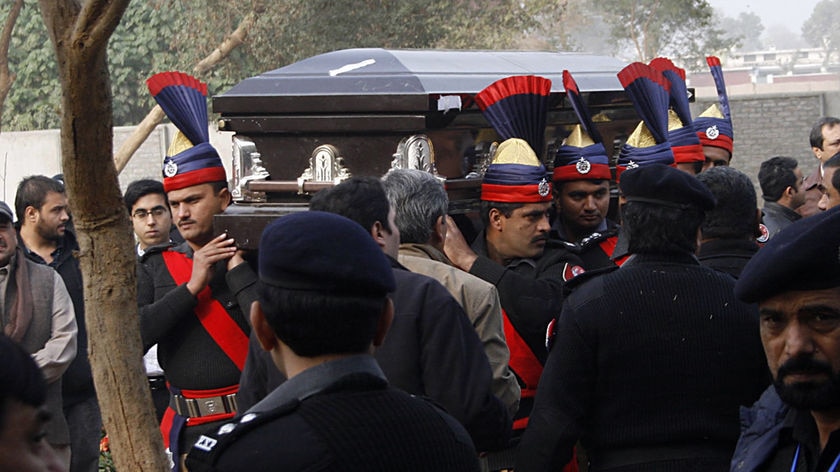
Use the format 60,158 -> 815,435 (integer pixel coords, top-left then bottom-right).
382,168 -> 520,416
0,200 -> 76,469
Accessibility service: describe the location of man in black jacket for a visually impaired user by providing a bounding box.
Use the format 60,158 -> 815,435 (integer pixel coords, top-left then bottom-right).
16,175 -> 99,472
696,166 -> 762,278
443,139 -> 574,423
759,156 -> 805,239
518,165 -> 769,471
731,206 -> 840,471
237,177 -> 511,452
187,211 -> 480,472
140,72 -> 258,471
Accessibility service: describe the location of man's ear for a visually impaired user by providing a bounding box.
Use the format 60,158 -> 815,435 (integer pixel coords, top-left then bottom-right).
218,187 -> 232,211
371,221 -> 387,250
814,146 -> 825,161
372,298 -> 394,347
694,227 -> 702,255
430,215 -> 446,245
488,208 -> 504,231
250,301 -> 278,353
24,205 -> 38,222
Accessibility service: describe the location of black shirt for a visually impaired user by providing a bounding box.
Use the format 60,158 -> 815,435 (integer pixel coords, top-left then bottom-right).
761,408 -> 840,472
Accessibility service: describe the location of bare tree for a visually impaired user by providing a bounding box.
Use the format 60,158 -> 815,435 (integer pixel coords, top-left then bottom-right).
37,0 -> 168,470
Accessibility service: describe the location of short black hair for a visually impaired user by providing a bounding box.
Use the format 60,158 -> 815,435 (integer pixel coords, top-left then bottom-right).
14,175 -> 65,220
552,179 -> 608,195
696,167 -> 757,240
479,201 -> 524,228
0,334 -> 46,431
257,282 -> 386,357
124,179 -> 168,213
309,177 -> 392,233
208,180 -> 229,195
758,156 -> 799,202
810,117 -> 840,149
622,201 -> 704,255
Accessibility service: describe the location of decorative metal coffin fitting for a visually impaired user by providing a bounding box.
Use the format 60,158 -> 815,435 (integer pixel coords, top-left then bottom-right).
297,144 -> 351,194
230,135 -> 270,203
391,134 -> 437,175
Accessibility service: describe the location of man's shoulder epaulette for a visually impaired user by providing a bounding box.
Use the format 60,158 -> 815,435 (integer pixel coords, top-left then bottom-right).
579,228 -> 619,248
138,242 -> 177,263
185,400 -> 300,471
562,264 -> 618,296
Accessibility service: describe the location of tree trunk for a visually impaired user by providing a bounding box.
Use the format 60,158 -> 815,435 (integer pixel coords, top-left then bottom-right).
0,0 -> 24,130
37,1 -> 168,470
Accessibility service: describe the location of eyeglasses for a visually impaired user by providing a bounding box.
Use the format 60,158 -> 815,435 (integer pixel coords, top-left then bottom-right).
132,206 -> 168,220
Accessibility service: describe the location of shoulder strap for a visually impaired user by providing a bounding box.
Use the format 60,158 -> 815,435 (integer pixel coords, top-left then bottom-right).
184,399 -> 300,471
161,250 -> 249,370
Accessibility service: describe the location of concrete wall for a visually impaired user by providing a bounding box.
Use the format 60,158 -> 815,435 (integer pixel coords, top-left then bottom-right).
0,124 -> 232,219
692,93 -> 825,190
690,77 -> 840,198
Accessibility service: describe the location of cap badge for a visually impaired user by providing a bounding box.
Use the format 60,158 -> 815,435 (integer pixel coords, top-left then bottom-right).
705,125 -> 720,140
163,160 -> 178,178
562,262 -> 586,282
626,160 -> 639,170
575,157 -> 591,175
538,177 -> 551,197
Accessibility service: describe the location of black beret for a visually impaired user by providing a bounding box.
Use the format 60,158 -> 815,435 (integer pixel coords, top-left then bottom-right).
258,211 -> 396,296
619,164 -> 716,211
736,206 -> 840,303
0,201 -> 12,222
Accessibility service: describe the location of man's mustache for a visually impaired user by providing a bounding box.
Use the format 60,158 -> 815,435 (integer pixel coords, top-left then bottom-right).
777,356 -> 833,380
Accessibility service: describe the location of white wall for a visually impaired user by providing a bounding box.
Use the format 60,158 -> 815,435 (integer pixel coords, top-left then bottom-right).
0,124 -> 234,219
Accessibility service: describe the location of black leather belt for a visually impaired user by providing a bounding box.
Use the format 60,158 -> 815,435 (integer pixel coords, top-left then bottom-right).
589,443 -> 730,471
170,392 -> 239,418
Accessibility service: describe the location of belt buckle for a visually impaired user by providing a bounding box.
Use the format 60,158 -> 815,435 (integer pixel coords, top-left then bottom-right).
196,396 -> 224,416
172,392 -> 239,418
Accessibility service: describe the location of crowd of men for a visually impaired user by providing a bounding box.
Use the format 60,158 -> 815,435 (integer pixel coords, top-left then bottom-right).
6,64 -> 840,472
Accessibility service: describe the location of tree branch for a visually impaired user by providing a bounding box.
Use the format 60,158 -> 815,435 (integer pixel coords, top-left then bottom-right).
0,0 -> 23,64
73,0 -> 129,48
37,0 -> 79,50
194,10 -> 257,75
115,9 -> 259,173
0,0 -> 24,130
114,105 -> 165,173
628,3 -> 644,61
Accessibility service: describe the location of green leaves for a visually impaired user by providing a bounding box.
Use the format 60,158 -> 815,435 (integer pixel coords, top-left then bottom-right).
590,0 -> 725,66
803,0 -> 840,65
1,0 -> 743,130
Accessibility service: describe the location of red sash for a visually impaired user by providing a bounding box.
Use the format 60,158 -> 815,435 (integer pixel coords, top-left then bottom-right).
161,250 -> 249,371
599,236 -> 629,266
503,310 -> 581,471
502,309 -> 544,430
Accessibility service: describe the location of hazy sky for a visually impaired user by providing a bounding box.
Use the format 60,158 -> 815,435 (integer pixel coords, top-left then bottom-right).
706,0 -> 820,31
